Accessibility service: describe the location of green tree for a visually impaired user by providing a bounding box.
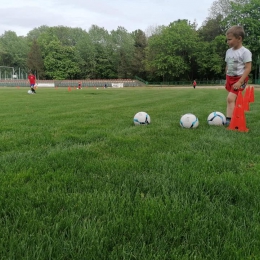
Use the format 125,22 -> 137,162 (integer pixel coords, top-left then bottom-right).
111,26 -> 135,78
195,35 -> 227,80
43,39 -> 80,80
145,20 -> 199,81
88,25 -> 116,79
26,25 -> 50,41
27,40 -> 45,79
36,27 -> 83,79
132,29 -> 147,79
209,0 -> 250,19
0,31 -> 29,71
75,31 -> 95,79
46,26 -> 86,47
198,15 -> 225,42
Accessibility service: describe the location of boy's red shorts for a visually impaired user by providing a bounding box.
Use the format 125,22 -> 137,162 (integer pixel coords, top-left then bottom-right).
225,75 -> 248,95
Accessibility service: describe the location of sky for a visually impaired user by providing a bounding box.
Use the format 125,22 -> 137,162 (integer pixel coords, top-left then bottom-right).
0,0 -> 214,36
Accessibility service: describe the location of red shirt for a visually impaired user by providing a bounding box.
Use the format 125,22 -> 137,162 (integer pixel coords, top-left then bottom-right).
28,74 -> 36,84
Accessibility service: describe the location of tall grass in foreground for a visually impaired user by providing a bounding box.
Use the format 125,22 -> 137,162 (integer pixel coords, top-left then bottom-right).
0,86 -> 260,259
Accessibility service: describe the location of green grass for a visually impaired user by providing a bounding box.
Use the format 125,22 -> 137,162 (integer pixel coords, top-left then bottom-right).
1,86 -> 260,259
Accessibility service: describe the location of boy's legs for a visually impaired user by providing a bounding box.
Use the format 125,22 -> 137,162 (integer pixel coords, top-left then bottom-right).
31,84 -> 36,93
225,75 -> 245,125
226,92 -> 237,125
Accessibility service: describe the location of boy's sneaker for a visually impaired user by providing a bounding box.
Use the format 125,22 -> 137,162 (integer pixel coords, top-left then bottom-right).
225,117 -> 231,126
225,119 -> 230,126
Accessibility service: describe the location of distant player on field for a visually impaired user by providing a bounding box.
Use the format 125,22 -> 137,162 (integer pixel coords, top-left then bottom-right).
78,81 -> 82,89
28,71 -> 36,94
192,80 -> 197,89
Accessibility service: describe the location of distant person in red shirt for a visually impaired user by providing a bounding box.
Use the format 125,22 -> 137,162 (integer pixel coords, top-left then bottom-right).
78,81 -> 82,89
192,80 -> 197,89
28,72 -> 36,94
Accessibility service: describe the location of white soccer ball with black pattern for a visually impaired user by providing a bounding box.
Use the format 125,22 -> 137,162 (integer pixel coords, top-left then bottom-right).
133,112 -> 151,125
28,90 -> 33,94
180,113 -> 199,128
207,111 -> 226,126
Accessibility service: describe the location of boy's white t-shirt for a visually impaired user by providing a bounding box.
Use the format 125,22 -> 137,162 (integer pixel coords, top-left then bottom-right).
225,46 -> 252,76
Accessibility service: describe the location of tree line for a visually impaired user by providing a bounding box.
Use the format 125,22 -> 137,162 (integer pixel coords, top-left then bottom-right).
0,0 -> 260,82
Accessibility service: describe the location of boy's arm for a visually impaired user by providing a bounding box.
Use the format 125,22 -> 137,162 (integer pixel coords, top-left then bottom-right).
233,62 -> 251,90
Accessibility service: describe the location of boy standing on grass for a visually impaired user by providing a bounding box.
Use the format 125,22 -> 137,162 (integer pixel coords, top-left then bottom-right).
225,25 -> 252,126
28,71 -> 36,94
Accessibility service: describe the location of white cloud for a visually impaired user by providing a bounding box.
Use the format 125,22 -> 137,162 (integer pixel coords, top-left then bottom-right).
0,0 -> 213,36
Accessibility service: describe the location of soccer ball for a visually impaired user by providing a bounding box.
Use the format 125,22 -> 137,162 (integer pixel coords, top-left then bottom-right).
180,113 -> 199,128
133,112 -> 151,125
207,111 -> 226,126
28,90 -> 32,94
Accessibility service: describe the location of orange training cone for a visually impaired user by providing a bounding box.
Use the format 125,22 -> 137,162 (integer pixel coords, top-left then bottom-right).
243,87 -> 250,111
228,92 -> 249,132
249,86 -> 255,103
236,90 -> 243,107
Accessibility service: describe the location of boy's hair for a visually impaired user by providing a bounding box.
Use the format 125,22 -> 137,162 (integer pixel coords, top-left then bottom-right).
226,25 -> 245,40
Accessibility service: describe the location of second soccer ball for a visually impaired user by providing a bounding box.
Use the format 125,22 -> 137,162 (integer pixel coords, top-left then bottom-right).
207,111 -> 226,126
180,113 -> 199,128
133,112 -> 151,125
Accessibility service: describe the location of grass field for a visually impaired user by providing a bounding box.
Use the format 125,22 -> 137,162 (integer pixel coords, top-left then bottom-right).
0,86 -> 260,260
